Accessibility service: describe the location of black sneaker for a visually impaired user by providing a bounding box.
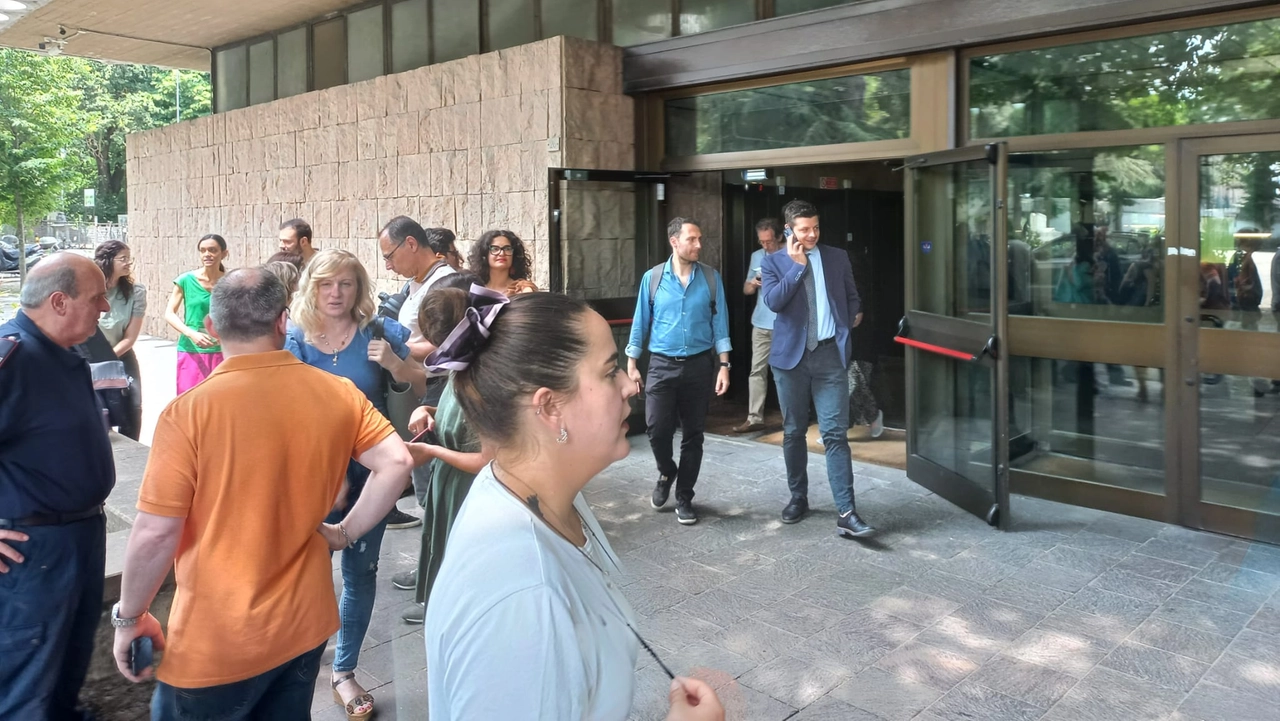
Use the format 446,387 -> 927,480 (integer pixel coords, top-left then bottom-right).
781,497 -> 809,524
675,499 -> 699,525
386,508 -> 422,529
402,602 -> 424,625
651,476 -> 673,509
392,568 -> 417,591
836,510 -> 876,539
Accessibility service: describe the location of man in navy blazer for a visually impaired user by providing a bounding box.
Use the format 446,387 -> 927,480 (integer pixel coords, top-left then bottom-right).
761,199 -> 875,538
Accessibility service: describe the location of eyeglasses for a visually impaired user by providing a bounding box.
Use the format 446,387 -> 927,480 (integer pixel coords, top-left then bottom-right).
382,241 -> 406,263
488,245 -> 514,257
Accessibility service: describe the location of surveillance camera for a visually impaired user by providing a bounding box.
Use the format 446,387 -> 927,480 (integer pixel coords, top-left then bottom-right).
58,26 -> 67,36
38,42 -> 47,50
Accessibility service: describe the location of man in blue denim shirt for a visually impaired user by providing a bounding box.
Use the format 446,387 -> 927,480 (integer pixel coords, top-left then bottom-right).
627,218 -> 731,525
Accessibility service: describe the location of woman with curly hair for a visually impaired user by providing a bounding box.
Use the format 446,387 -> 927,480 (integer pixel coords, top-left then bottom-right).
95,240 -> 146,439
469,229 -> 538,295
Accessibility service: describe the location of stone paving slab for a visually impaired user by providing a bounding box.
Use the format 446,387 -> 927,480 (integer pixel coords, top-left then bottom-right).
314,434 -> 1280,720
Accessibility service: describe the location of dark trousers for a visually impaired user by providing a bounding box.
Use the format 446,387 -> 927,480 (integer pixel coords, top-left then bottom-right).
645,352 -> 716,502
151,643 -> 325,721
0,513 -> 106,721
117,348 -> 143,441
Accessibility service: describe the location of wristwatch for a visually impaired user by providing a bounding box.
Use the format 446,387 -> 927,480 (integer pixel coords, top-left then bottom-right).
111,602 -> 144,628
720,362 -> 731,369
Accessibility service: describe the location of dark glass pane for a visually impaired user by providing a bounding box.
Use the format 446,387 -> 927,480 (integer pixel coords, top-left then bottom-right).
347,4 -> 385,83
313,17 -> 347,91
248,39 -> 274,106
775,0 -> 848,15
664,69 -> 909,155
391,0 -> 430,74
489,0 -> 536,50
612,0 -> 671,47
214,45 -> 248,112
679,0 -> 754,36
432,0 -> 480,62
1007,145 -> 1166,323
1201,374 -> 1280,516
970,17 -> 1280,138
277,27 -> 308,98
543,0 -> 598,41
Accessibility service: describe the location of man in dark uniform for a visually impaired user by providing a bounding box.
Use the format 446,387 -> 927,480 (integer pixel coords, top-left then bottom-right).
0,253 -> 115,720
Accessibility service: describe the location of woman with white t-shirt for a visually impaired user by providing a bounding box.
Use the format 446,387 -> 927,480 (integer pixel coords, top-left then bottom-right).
423,289 -> 723,721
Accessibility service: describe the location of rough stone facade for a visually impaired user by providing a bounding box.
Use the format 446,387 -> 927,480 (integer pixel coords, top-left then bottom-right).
126,36 -> 634,336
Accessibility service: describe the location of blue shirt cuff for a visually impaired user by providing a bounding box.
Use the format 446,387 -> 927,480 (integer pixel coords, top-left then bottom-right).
714,340 -> 732,355
624,344 -> 643,360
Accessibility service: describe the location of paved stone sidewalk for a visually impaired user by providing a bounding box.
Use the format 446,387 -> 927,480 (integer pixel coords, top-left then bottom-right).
313,434 -> 1280,720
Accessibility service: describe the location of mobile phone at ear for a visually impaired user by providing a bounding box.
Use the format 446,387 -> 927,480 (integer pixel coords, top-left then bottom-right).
784,227 -> 793,240
130,636 -> 153,676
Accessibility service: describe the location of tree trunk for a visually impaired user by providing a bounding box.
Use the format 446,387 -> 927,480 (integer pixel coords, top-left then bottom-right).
15,187 -> 25,288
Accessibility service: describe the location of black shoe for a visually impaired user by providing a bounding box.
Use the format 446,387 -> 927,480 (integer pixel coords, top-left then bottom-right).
837,510 -> 876,539
651,476 -> 673,509
675,499 -> 699,525
402,602 -> 424,625
386,507 -> 422,529
781,498 -> 809,524
392,568 -> 418,591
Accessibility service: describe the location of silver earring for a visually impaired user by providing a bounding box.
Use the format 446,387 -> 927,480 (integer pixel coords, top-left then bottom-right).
535,407 -> 542,416
557,426 -> 568,444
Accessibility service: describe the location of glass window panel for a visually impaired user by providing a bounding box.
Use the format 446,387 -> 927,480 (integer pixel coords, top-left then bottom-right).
1007,145 -> 1166,323
1010,356 -> 1165,493
247,39 -> 275,106
679,0 -> 754,36
313,17 -> 347,90
1198,152 -> 1280,333
391,0 -> 430,73
1201,374 -> 1280,516
969,17 -> 1280,138
775,0 -> 849,15
347,4 -> 385,84
664,69 -> 910,156
912,158 -> 995,319
489,0 -> 536,50
277,27 -> 308,98
542,0 -> 598,41
432,0 -> 480,62
612,0 -> 671,47
214,45 -> 248,113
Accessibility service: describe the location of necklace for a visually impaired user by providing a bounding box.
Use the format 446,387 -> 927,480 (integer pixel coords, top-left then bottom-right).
492,465 -> 676,680
317,326 -> 353,366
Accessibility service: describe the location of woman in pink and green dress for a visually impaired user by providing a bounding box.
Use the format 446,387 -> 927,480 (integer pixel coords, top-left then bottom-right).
164,234 -> 229,394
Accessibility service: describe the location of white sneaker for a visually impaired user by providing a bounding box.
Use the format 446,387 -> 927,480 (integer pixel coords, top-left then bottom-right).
870,410 -> 885,439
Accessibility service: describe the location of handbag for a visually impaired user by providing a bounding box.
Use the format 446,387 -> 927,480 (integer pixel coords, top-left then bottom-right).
371,317 -> 418,439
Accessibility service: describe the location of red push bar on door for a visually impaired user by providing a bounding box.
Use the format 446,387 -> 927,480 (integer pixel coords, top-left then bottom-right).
894,335 -> 979,362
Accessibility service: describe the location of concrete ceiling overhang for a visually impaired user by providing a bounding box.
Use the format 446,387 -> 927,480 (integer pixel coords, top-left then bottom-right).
0,0 -> 365,69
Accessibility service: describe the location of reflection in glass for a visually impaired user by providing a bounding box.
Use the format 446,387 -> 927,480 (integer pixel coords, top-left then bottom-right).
1201,374 -> 1280,516
390,0 -> 430,74
248,39 -> 274,107
775,0 -> 848,15
276,27 -> 308,99
679,0 -> 755,36
1007,146 -> 1165,322
611,0 -> 672,47
912,158 -> 993,319
214,46 -> 248,113
347,5 -> 385,84
1009,356 -> 1165,493
488,0 -> 537,50
432,0 -> 480,62
665,69 -> 909,156
312,18 -> 347,91
1199,153 -> 1280,334
913,349 -> 993,484
970,17 -> 1280,138
543,0 -> 598,41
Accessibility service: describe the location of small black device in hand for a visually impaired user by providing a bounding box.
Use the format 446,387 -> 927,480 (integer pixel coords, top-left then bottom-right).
130,636 -> 153,676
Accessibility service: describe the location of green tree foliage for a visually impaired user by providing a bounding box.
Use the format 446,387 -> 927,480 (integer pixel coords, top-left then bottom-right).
0,48 -> 86,280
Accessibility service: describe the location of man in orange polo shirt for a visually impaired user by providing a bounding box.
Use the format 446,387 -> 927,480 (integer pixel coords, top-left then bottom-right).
110,268 -> 413,720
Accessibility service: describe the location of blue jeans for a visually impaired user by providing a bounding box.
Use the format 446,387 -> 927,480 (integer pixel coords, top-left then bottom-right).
325,461 -> 389,674
151,643 -> 324,721
0,513 -> 105,721
772,340 -> 856,514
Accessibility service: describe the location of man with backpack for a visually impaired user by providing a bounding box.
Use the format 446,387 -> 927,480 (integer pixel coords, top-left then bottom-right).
626,217 -> 731,526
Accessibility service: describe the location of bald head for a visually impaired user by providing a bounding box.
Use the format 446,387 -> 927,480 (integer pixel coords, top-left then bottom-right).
209,267 -> 288,343
19,252 -> 109,348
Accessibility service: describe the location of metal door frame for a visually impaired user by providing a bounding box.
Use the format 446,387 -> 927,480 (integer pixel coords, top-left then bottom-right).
901,142 -> 1011,527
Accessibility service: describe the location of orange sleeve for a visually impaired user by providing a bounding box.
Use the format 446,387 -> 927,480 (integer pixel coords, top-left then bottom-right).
349,381 -> 396,458
137,406 -> 198,517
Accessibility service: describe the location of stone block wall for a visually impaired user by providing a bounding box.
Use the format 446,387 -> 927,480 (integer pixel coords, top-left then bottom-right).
666,173 -> 724,271
126,36 -> 634,337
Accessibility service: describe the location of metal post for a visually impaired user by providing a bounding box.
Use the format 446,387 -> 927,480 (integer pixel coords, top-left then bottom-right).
175,69 -> 181,122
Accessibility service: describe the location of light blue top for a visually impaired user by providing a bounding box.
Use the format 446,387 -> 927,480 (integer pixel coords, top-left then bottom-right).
808,248 -> 837,341
625,258 -> 731,359
748,247 -> 778,330
285,318 -> 410,417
